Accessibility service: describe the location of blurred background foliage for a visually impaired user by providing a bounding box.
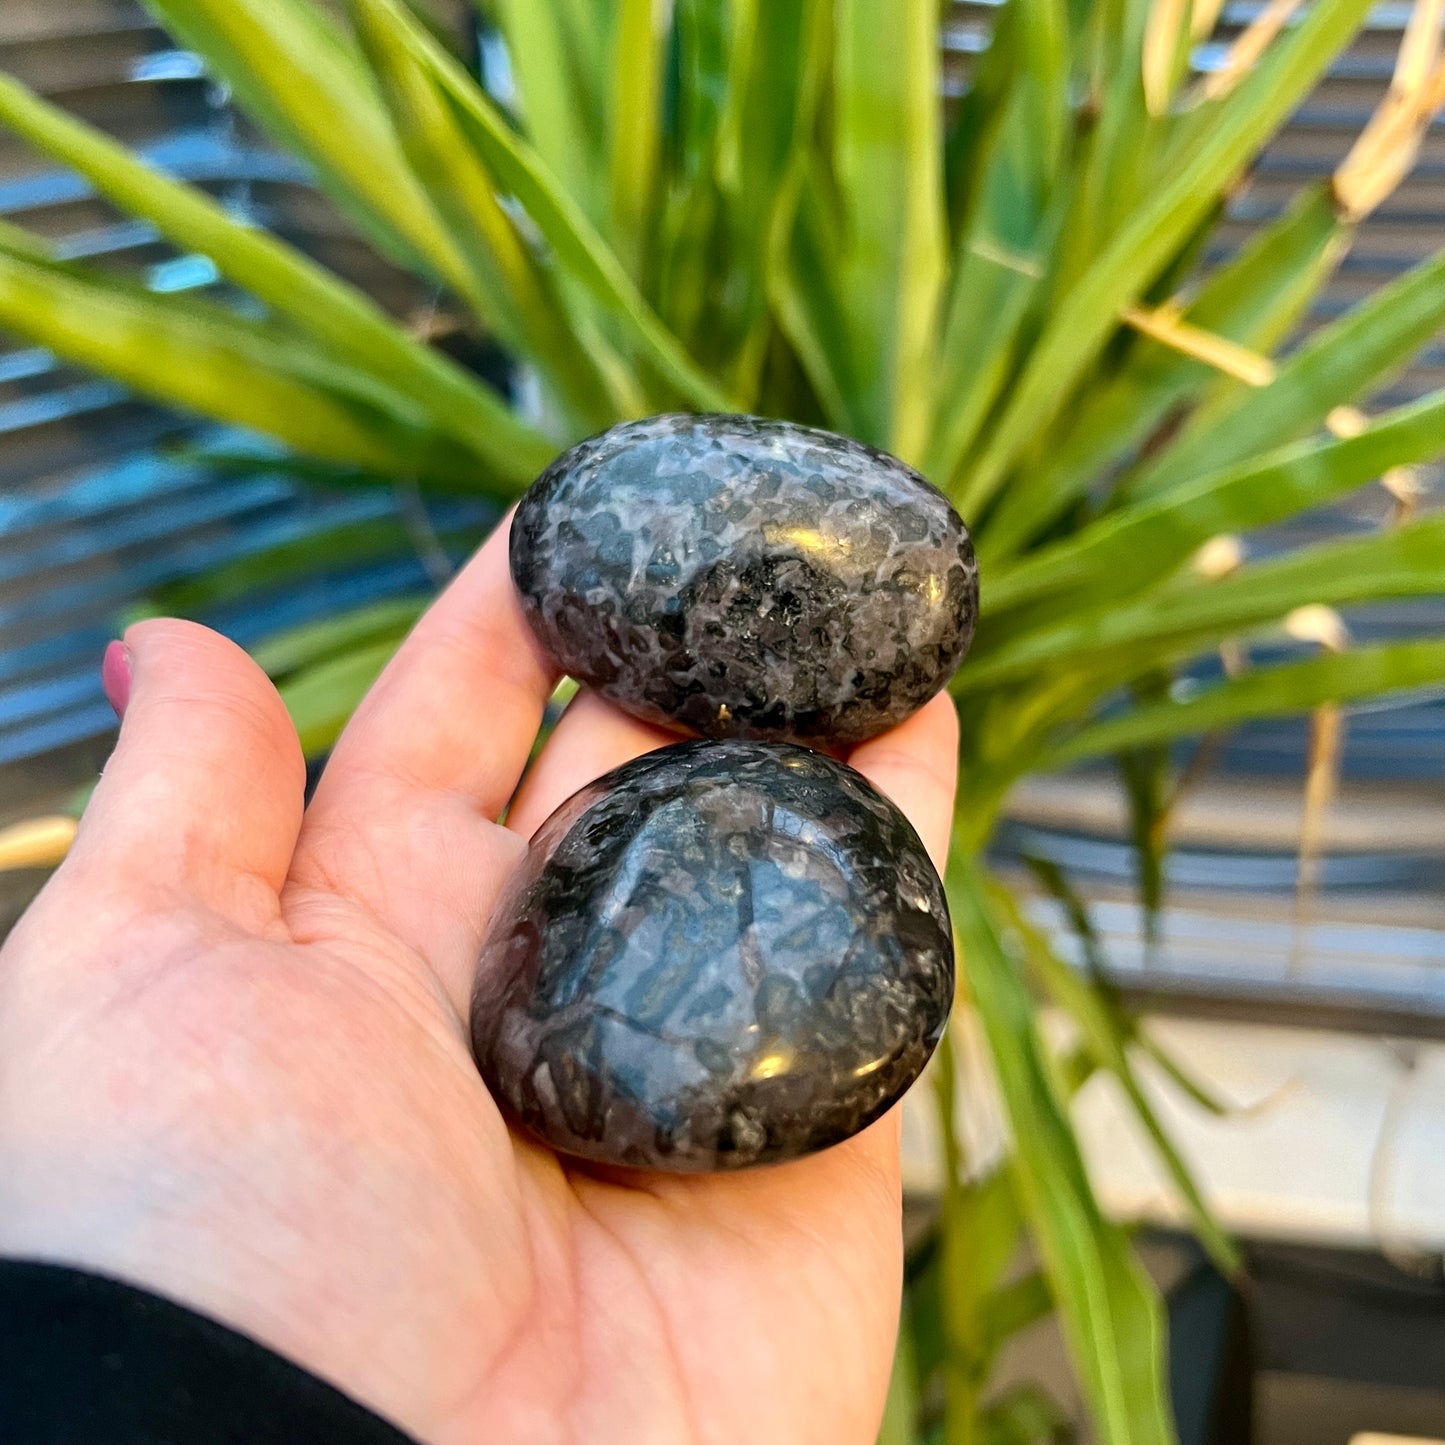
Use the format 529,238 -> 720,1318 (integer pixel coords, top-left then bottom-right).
2,0 -> 1445,1440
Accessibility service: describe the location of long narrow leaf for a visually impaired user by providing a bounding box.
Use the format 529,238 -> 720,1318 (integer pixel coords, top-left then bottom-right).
950,865 -> 1174,1445
876,1314 -> 923,1445
964,512 -> 1445,690
608,0 -> 668,278
1116,719 -> 1171,960
368,0 -> 733,412
649,0 -> 730,358
487,0 -> 610,226
251,596 -> 426,677
704,0 -> 829,398
990,883 -> 1239,1275
140,0 -> 471,290
1123,243 -> 1445,502
0,72 -> 550,484
352,0 -> 627,430
1045,637 -> 1445,765
0,231 -> 441,428
957,0 -> 1373,515
0,249 -> 491,490
924,0 -> 1069,486
770,170 -> 857,431
833,0 -> 947,459
980,1384 -> 1072,1445
1049,0 -> 1152,297
150,511 -> 483,615
980,1272 -> 1055,1353
985,387 -> 1445,616
981,184 -> 1348,557
280,636 -> 403,755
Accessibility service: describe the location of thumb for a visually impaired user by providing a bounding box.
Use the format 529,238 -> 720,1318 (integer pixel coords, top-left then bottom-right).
63,619 -> 306,927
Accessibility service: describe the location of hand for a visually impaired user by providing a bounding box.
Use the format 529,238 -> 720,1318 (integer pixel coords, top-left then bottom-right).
0,524 -> 959,1445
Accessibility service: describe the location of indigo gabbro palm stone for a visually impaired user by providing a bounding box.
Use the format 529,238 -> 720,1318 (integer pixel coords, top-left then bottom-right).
510,413 -> 978,746
471,740 -> 953,1171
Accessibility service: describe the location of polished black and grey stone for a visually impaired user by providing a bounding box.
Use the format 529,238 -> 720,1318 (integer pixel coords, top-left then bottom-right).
511,413 -> 978,746
471,740 -> 954,1172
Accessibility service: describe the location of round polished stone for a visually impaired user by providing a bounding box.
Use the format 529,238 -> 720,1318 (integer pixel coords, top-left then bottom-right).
471,740 -> 954,1172
510,413 -> 978,746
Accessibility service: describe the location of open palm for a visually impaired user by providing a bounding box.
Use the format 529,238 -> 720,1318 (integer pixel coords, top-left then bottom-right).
0,524 -> 959,1445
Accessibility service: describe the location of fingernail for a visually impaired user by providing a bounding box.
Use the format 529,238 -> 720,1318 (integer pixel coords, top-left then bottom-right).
102,640 -> 131,719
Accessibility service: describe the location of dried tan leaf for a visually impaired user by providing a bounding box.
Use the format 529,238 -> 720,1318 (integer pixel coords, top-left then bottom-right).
1191,0 -> 1229,41
1193,533 -> 1246,579
1144,0 -> 1193,115
0,815 -> 77,872
1335,2 -> 1445,220
1218,638 -> 1248,678
1123,303 -> 1278,385
1202,0 -> 1307,102
1285,603 -> 1351,653
1325,407 -> 1423,518
1326,404 -> 1370,439
1382,465 -> 1423,521
1291,701 -> 1344,974
1394,0 -> 1445,94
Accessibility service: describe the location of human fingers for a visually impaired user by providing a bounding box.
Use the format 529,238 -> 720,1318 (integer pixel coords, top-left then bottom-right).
287,520 -> 559,1005
55,619 -> 305,930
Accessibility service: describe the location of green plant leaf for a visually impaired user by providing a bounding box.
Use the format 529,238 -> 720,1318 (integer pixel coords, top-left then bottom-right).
608,0 -> 668,278
956,0 -> 1374,516
991,881 -> 1239,1276
929,1029 -> 1029,1440
1023,853 -> 1111,983
0,248 -> 495,490
0,71 -> 549,484
770,168 -> 856,432
980,183 -> 1348,558
140,0 -> 471,289
941,0 -> 1017,240
351,0 -> 627,429
1123,244 -> 1445,502
1136,1032 -> 1232,1118
877,1310 -> 923,1445
1117,679 -> 1172,959
1048,0 -> 1151,297
1045,637 -> 1445,766
700,0 -> 829,399
250,595 -> 426,678
937,1154 -> 1028,1428
980,1271 -> 1055,1354
673,0 -> 732,180
650,0 -> 730,355
150,509 -> 483,615
279,635 -> 403,756
984,387 -> 1445,618
486,0 -> 610,226
964,511 -> 1445,691
0,215 -> 55,265
1023,854 -> 1233,1124
950,864 -> 1174,1445
924,0 -> 1069,487
832,0 -> 947,459
980,1383 -> 1072,1445
378,0 -> 733,412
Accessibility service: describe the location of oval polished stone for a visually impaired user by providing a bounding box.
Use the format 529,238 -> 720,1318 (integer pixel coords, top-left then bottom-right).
471,740 -> 954,1172
511,413 -> 978,746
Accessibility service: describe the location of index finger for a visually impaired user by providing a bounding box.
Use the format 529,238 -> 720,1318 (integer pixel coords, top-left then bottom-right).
309,514 -> 557,820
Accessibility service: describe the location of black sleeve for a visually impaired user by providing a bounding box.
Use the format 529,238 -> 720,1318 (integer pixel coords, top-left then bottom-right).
0,1259 -> 421,1444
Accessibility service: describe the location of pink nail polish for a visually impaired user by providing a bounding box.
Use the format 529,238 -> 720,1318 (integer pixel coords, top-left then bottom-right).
101,640 -> 132,719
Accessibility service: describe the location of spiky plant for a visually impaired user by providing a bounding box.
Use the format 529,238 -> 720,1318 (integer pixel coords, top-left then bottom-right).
3,1 -> 1445,1439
